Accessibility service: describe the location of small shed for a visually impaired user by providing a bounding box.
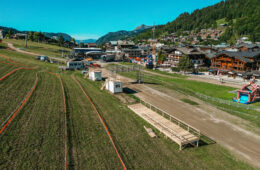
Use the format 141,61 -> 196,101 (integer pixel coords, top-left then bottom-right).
89,71 -> 102,81
105,80 -> 123,93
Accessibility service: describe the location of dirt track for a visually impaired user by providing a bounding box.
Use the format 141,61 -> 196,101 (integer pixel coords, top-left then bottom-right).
102,67 -> 260,168
5,42 -> 67,63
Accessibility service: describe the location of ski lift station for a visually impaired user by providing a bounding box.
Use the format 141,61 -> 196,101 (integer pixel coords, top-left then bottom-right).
105,80 -> 123,94
89,71 -> 102,81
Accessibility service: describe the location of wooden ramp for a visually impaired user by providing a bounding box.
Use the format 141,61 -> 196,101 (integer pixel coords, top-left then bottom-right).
128,103 -> 200,150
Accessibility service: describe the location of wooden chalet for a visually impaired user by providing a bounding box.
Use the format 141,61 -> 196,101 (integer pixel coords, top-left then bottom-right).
211,51 -> 260,72
166,47 -> 206,67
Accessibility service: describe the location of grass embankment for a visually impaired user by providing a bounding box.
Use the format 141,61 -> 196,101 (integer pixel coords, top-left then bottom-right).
4,39 -> 71,58
0,73 -> 65,169
118,71 -> 260,127
72,73 -> 252,169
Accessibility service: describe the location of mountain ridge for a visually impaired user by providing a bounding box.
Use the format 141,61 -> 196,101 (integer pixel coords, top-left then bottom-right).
0,26 -> 73,42
96,24 -> 152,45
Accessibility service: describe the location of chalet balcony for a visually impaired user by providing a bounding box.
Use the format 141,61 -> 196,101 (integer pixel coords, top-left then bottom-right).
216,58 -> 232,62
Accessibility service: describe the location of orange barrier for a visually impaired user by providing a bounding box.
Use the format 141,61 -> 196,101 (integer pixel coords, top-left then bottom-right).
0,73 -> 38,135
47,72 -> 67,170
0,67 -> 35,81
0,67 -> 23,81
72,76 -> 127,170
0,60 -> 18,67
0,54 -> 31,67
0,54 -> 35,81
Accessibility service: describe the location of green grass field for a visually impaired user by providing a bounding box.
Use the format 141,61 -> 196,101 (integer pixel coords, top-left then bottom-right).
0,62 -> 17,78
4,39 -> 71,58
216,18 -> 228,26
0,72 -> 65,169
0,43 -> 256,169
0,70 -> 36,124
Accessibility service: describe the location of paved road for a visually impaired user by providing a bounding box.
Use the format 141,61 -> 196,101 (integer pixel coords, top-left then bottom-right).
5,42 -> 67,63
101,67 -> 260,168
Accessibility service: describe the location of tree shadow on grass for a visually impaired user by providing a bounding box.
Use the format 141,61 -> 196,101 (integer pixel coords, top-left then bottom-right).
0,45 -> 7,49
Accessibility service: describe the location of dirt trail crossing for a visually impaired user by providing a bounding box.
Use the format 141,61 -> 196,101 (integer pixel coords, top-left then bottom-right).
5,42 -> 67,63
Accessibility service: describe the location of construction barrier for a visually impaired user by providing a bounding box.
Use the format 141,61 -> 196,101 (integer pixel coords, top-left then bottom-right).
72,75 -> 127,170
0,73 -> 38,135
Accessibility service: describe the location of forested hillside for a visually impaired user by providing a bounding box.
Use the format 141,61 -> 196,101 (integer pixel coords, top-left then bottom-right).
96,25 -> 152,44
133,0 -> 260,43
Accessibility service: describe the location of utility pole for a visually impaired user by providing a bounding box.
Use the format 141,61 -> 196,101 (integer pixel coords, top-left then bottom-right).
25,34 -> 28,48
152,22 -> 155,41
152,22 -> 157,69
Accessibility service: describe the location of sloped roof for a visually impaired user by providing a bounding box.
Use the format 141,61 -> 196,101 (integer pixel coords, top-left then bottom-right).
238,44 -> 260,49
176,47 -> 204,55
215,51 -> 260,63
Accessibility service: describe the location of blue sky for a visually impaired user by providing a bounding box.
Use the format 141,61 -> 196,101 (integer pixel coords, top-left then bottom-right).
0,0 -> 222,40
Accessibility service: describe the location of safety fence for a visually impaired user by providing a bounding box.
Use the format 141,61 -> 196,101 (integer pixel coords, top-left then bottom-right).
109,64 -> 143,73
0,73 -> 38,135
195,92 -> 260,112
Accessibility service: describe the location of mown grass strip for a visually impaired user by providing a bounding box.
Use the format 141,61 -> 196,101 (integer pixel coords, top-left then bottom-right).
0,72 -> 65,169
72,75 -> 127,170
0,73 -> 38,135
48,72 -> 68,170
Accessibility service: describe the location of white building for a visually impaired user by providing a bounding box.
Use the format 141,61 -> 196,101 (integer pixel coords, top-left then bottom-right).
105,80 -> 123,93
89,71 -> 102,81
